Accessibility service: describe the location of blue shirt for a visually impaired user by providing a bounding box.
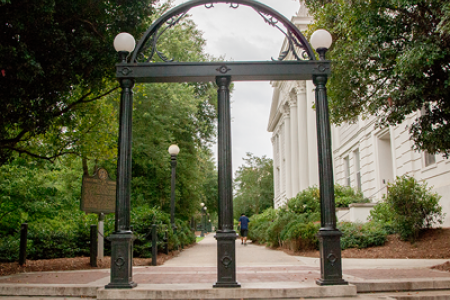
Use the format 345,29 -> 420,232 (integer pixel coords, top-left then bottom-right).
239,215 -> 250,230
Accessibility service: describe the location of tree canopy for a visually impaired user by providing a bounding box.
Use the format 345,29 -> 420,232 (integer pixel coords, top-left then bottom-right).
305,0 -> 450,156
233,153 -> 274,219
0,1 -> 220,259
0,0 -> 155,164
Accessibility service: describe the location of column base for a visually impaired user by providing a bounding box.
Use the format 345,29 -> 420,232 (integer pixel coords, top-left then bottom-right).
316,229 -> 348,286
106,231 -> 137,289
105,281 -> 138,289
316,278 -> 347,286
214,231 -> 240,288
213,282 -> 241,288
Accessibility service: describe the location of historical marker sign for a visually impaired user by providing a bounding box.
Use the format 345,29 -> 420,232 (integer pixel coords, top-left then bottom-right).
81,168 -> 116,214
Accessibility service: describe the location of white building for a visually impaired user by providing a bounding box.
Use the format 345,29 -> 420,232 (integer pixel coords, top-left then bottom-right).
268,2 -> 450,226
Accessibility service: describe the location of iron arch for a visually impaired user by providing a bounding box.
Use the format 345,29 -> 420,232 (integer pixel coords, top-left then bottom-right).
131,0 -> 316,63
108,0 -> 345,291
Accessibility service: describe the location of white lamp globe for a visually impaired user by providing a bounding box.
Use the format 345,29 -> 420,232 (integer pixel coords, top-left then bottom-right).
310,29 -> 333,51
204,206 -> 207,210
201,202 -> 205,207
114,32 -> 136,53
168,144 -> 180,156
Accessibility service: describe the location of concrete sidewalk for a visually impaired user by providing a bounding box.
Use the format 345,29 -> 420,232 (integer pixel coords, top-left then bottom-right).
1,233 -> 450,299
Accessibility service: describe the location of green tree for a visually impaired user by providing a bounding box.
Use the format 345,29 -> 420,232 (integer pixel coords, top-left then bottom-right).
0,0 -> 155,164
305,0 -> 450,156
0,157 -> 85,236
129,8 -> 219,220
233,153 -> 274,219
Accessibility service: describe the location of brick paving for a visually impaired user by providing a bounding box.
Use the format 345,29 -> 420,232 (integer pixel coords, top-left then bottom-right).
1,234 -> 449,287
1,264 -> 449,286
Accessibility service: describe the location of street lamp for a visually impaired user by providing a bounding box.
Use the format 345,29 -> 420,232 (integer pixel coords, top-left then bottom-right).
310,29 -> 333,60
168,144 -> 180,231
310,29 -> 346,286
200,203 -> 207,237
106,32 -> 137,289
114,32 -> 136,63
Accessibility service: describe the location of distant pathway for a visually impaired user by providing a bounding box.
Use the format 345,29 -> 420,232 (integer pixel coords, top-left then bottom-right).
163,233 -> 310,268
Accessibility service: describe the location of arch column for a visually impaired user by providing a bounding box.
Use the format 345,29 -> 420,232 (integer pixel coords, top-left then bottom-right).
106,77 -> 137,289
307,81 -> 319,186
214,76 -> 240,288
296,82 -> 309,191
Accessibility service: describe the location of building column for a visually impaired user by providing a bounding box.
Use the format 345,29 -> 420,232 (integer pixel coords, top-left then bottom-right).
271,135 -> 279,206
278,126 -> 286,200
296,81 -> 309,191
289,92 -> 300,197
281,104 -> 292,199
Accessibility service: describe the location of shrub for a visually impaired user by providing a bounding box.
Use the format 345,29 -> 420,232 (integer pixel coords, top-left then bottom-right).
248,208 -> 277,243
248,184 -> 387,253
287,185 -> 370,213
382,176 -> 444,242
334,184 -> 370,208
287,187 -> 320,214
0,235 -> 19,262
369,202 -> 396,234
265,208 -> 296,247
339,221 -> 388,249
0,205 -> 196,262
280,215 -> 320,251
248,189 -> 322,251
27,220 -> 87,259
131,205 -> 195,257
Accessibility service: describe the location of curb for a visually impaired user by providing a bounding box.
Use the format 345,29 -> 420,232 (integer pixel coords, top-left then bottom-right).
0,284 -> 98,297
350,278 -> 450,293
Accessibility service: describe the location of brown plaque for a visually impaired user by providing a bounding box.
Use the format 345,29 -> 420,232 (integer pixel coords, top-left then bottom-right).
81,168 -> 116,214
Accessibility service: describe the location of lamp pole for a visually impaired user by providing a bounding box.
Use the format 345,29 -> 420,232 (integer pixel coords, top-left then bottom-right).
200,203 -> 207,237
310,29 -> 346,286
168,144 -> 180,232
107,32 -> 137,289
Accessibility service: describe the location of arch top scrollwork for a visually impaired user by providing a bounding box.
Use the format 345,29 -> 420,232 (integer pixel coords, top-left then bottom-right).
130,0 -> 316,63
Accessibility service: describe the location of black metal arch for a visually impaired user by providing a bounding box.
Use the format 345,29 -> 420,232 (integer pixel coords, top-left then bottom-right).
107,0 -> 347,292
130,0 -> 316,63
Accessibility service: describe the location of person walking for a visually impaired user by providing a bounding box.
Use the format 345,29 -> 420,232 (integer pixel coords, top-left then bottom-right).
238,213 -> 250,245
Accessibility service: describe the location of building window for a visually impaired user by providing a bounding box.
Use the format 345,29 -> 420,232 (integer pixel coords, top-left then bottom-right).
343,156 -> 350,186
424,151 -> 436,167
354,149 -> 361,191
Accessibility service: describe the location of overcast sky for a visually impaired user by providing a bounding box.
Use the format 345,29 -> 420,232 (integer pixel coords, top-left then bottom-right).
169,0 -> 300,174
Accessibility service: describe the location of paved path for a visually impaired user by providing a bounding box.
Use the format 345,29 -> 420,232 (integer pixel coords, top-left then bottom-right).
164,233 -> 307,267
1,233 -> 450,299
165,233 -> 449,269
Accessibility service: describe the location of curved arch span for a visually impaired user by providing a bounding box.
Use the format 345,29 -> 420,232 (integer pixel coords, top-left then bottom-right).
131,0 -> 316,63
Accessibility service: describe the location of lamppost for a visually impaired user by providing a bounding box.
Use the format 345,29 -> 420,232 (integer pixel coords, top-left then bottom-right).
106,32 -> 137,289
310,29 -> 347,286
200,203 -> 207,237
168,144 -> 180,231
